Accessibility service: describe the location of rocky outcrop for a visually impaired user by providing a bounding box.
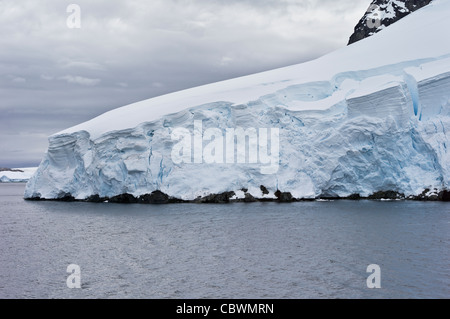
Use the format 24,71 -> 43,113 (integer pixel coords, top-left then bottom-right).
24,187 -> 450,203
0,168 -> 24,172
348,0 -> 432,45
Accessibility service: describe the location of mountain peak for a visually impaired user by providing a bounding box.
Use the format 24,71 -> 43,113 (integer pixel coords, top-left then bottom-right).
348,0 -> 432,45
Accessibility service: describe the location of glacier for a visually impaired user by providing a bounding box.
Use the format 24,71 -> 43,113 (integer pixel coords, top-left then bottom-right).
25,0 -> 450,202
1,168 -> 37,183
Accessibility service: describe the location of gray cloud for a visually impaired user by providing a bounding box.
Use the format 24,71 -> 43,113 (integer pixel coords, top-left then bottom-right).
0,0 -> 370,167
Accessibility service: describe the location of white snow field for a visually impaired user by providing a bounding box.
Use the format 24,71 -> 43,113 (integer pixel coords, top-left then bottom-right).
1,168 -> 37,183
25,0 -> 450,201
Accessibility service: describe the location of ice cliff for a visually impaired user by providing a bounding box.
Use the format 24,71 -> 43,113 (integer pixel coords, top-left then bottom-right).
25,0 -> 450,202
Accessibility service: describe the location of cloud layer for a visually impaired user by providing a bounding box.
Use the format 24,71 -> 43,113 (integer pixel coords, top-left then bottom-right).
0,0 -> 369,167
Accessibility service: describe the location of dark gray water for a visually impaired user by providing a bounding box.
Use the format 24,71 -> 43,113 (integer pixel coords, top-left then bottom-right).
0,183 -> 448,299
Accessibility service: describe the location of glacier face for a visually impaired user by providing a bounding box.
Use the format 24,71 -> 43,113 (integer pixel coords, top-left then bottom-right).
25,1 -> 450,201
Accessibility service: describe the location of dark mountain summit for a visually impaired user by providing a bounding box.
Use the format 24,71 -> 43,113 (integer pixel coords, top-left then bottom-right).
0,168 -> 23,172
348,0 -> 432,45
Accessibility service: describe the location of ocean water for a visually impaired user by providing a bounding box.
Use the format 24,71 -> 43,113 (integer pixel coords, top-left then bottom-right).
0,183 -> 448,299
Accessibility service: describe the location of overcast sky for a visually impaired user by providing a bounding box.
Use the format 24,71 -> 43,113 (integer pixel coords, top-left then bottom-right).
0,0 -> 370,167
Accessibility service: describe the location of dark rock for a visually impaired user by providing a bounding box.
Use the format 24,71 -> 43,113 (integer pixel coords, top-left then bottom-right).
260,185 -> 269,195
139,191 -> 170,204
57,192 -> 76,202
243,193 -> 257,202
109,193 -> 138,203
438,190 -> 450,202
348,0 -> 432,45
368,190 -> 404,200
274,190 -> 293,202
348,193 -> 362,200
198,191 -> 236,203
418,188 -> 431,200
85,194 -> 108,203
0,168 -> 24,172
25,196 -> 44,201
409,188 -> 442,201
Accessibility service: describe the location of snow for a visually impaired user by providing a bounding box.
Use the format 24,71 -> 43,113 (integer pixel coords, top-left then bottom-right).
25,0 -> 450,200
55,1 -> 448,140
1,168 -> 37,183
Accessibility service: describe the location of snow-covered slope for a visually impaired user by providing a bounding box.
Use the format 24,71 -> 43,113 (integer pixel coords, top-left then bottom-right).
25,0 -> 450,201
1,168 -> 37,183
